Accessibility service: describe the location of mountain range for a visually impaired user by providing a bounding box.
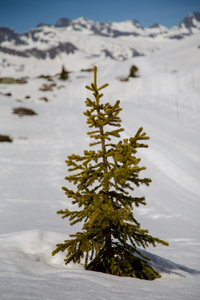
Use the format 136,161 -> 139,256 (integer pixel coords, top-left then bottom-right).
0,12 -> 199,76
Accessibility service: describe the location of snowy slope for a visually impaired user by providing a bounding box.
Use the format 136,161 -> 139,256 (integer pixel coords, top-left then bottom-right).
0,28 -> 200,299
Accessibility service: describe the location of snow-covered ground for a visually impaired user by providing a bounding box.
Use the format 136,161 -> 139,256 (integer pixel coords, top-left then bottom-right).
0,32 -> 200,299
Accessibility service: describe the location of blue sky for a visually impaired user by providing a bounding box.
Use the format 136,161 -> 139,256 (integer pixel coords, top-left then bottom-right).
1,0 -> 200,33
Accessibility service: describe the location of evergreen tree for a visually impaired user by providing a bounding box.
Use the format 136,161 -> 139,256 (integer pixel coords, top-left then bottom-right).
129,65 -> 139,78
52,66 -> 168,280
59,65 -> 69,80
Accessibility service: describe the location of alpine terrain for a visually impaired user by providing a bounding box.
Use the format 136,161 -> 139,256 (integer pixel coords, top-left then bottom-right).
0,12 -> 200,299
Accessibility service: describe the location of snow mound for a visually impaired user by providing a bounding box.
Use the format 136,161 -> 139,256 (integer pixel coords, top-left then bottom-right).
0,230 -> 199,278
0,230 -> 83,277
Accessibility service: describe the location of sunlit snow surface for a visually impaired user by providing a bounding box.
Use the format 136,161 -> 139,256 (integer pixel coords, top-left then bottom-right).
0,32 -> 200,299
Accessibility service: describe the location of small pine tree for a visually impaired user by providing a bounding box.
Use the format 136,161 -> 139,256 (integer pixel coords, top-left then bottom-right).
52,66 -> 168,280
59,65 -> 69,80
129,65 -> 139,78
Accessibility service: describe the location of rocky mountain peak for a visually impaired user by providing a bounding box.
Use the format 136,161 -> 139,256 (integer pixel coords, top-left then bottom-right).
132,20 -> 143,29
55,18 -> 71,27
179,12 -> 200,29
0,26 -> 26,45
148,23 -> 160,29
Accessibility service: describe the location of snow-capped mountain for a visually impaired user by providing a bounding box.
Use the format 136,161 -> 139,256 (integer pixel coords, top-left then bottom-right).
0,12 -> 199,76
179,11 -> 200,29
167,12 -> 200,39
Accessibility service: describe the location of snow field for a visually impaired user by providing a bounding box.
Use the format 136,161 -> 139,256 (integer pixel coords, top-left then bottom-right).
0,31 -> 200,299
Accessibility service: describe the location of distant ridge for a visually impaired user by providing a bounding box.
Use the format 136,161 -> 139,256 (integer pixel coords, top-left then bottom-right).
0,12 -> 199,74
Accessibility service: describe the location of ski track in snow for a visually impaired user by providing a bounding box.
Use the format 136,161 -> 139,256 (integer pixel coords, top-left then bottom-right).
0,32 -> 200,299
